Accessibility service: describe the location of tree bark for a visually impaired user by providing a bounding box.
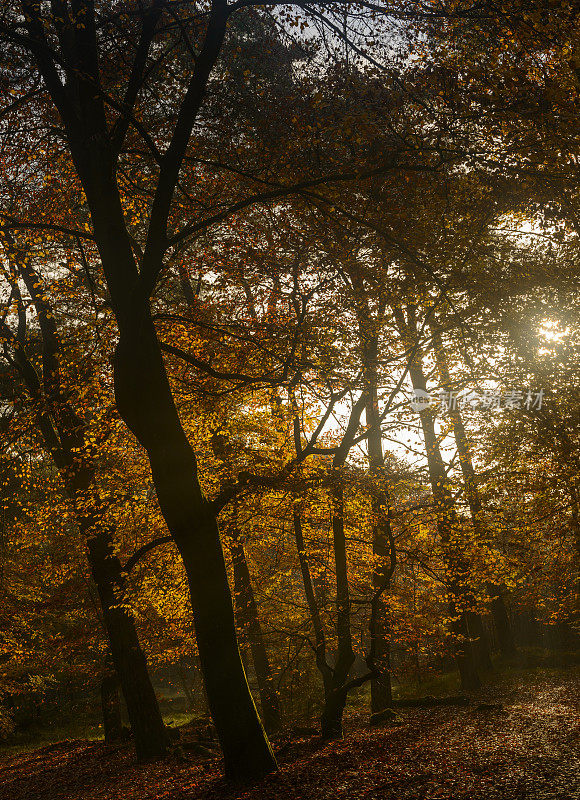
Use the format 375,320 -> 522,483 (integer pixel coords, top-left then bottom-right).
569,488 -> 580,619
88,531 -> 168,760
350,270 -> 394,711
293,504 -> 353,737
320,482 -> 356,739
365,381 -> 394,712
176,658 -> 197,712
320,685 -> 349,739
161,496 -> 276,779
466,611 -> 493,672
230,526 -> 281,733
489,588 -> 516,657
100,671 -> 123,743
292,508 -> 334,700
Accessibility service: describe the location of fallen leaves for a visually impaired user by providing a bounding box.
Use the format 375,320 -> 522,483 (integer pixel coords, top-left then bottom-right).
1,670 -> 579,800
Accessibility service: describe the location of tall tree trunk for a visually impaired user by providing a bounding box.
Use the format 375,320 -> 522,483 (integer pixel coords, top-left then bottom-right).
100,670 -> 123,744
2,242 -> 168,761
289,389 -> 369,737
489,589 -> 516,657
569,488 -> 580,619
65,147 -> 276,777
394,307 -> 481,691
431,325 -> 516,658
230,526 -> 281,734
293,503 -> 356,737
320,687 -> 350,740
365,392 -> 394,712
320,482 -> 356,739
176,658 -> 196,712
466,611 -> 493,671
167,509 -> 275,778
20,1 -> 274,776
370,590 -> 392,711
87,530 -> 168,759
350,269 -> 394,711
292,507 -> 334,702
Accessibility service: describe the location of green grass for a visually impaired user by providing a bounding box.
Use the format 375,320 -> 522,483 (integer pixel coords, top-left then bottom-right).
0,713 -> 105,758
162,710 -> 200,729
394,669 -> 462,701
0,706 -> 202,759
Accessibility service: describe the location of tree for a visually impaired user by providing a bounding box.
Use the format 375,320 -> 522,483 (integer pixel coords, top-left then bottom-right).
393,303 -> 482,691
0,231 -> 167,758
0,2 -> 415,777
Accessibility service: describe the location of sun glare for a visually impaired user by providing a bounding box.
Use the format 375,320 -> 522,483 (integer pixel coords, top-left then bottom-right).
539,319 -> 570,344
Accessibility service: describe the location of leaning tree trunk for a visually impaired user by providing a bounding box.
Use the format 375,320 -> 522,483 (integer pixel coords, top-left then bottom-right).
86,528 -> 169,759
112,312 -> 276,780
431,325 -> 516,659
21,4 -> 275,780
3,243 -> 168,761
230,527 -> 281,733
293,503 -> 352,739
292,508 -> 334,702
394,307 -> 481,691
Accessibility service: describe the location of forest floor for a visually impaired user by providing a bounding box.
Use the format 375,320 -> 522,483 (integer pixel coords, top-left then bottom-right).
1,667 -> 579,800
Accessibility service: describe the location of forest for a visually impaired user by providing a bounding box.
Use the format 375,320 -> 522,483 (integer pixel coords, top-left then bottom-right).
0,2 -> 578,799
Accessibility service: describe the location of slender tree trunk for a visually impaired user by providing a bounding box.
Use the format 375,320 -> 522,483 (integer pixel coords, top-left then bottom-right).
3,245 -> 168,761
394,307 -> 481,691
569,488 -> 580,617
294,503 -> 350,737
431,325 -> 516,658
292,508 -> 334,701
290,393 -> 369,738
350,272 -> 394,711
365,397 -> 394,712
176,659 -> 196,712
320,482 -> 356,739
100,671 -> 123,743
230,528 -> 281,733
34,408 -> 169,761
87,530 -> 168,759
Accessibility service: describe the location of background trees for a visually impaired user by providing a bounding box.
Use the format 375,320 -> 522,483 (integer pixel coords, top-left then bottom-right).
0,0 -> 578,786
